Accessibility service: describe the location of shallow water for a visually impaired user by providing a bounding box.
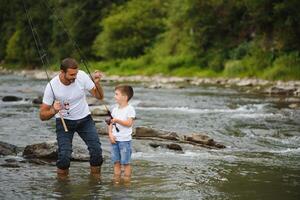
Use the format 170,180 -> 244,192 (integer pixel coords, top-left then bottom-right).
0,73 -> 300,199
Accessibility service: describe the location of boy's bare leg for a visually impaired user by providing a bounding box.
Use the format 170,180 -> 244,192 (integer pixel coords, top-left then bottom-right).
123,164 -> 131,182
113,162 -> 121,183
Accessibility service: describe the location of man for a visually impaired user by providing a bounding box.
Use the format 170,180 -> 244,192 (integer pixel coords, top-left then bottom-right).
40,57 -> 104,177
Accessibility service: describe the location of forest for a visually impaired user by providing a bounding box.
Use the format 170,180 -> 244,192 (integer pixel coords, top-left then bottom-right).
1,0 -> 300,80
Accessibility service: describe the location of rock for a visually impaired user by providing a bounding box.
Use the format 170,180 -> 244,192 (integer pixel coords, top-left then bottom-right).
294,88 -> 300,96
159,132 -> 180,141
134,127 -> 159,137
265,86 -> 296,95
90,105 -> 109,116
135,127 -> 225,149
0,163 -> 20,168
289,103 -> 300,109
166,143 -> 183,151
134,127 -> 179,140
32,96 -> 43,104
23,141 -> 58,159
2,96 -> 22,102
236,79 -> 254,87
185,133 -> 215,145
149,143 -> 161,148
149,142 -> 183,152
22,141 -> 91,162
0,141 -> 18,156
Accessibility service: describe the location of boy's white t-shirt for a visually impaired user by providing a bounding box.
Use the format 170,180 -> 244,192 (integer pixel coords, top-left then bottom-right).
111,104 -> 136,141
42,70 -> 95,120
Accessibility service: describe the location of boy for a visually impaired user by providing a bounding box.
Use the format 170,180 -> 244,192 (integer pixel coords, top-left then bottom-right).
108,85 -> 136,182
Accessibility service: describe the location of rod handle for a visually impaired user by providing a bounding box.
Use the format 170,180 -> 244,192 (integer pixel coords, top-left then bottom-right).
58,112 -> 68,132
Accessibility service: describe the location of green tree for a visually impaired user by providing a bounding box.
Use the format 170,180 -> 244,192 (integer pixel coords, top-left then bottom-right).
93,0 -> 168,59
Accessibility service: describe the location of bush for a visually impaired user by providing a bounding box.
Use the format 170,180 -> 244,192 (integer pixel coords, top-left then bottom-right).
223,60 -> 248,77
263,52 -> 300,80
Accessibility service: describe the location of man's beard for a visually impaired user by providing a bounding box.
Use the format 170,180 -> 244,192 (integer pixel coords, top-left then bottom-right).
64,74 -> 75,84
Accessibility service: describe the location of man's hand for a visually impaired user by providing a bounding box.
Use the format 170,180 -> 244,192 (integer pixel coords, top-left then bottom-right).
52,100 -> 62,114
92,70 -> 103,84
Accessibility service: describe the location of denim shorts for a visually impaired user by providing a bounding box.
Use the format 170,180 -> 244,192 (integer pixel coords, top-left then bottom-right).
111,141 -> 132,165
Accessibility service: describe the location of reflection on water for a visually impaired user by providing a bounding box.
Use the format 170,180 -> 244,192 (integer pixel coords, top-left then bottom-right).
0,74 -> 300,199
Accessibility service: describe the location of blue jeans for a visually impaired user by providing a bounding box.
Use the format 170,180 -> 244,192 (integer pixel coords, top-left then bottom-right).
111,141 -> 132,165
56,115 -> 103,170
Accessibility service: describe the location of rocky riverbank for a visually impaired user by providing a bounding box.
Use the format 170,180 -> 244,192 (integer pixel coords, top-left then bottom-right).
1,68 -> 299,97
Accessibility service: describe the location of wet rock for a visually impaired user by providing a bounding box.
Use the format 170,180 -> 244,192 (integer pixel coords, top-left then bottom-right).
265,86 -> 296,95
149,142 -> 183,152
0,141 -> 18,156
289,103 -> 300,109
135,127 -> 159,137
135,127 -> 225,149
149,143 -> 160,148
158,132 -> 180,141
32,96 -> 43,104
166,143 -> 183,151
185,133 -> 215,146
2,96 -> 22,102
22,141 -> 90,162
134,127 -> 179,140
5,158 -> 18,163
23,141 -> 58,159
0,163 -> 20,168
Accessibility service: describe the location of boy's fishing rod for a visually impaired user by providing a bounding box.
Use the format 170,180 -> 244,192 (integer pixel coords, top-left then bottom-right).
43,0 -> 119,131
22,0 -> 68,132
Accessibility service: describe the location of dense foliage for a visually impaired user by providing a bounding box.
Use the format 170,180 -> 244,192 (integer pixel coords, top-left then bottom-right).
1,0 -> 299,79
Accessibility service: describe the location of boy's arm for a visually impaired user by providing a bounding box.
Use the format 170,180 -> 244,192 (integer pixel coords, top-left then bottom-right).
108,123 -> 116,144
111,118 -> 134,127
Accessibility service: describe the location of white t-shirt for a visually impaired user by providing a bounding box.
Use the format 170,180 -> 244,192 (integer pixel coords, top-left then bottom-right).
42,70 -> 95,120
111,104 -> 136,141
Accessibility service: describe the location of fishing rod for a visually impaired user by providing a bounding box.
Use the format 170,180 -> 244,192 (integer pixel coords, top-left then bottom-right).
43,0 -> 119,132
22,0 -> 68,132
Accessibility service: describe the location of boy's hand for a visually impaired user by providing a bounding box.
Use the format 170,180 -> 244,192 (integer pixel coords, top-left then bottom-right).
111,118 -> 118,124
109,133 -> 116,144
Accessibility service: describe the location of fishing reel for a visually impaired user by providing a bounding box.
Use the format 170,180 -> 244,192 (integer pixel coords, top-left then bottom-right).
105,116 -> 120,132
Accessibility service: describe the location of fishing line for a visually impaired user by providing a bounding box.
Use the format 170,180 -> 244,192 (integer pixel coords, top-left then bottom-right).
22,0 -> 68,132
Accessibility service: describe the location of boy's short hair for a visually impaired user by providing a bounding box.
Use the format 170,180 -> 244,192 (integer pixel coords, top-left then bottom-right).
60,57 -> 79,72
115,85 -> 134,101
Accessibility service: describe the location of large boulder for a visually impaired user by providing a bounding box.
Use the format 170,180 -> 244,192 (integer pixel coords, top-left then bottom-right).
23,141 -> 57,159
22,141 -> 90,161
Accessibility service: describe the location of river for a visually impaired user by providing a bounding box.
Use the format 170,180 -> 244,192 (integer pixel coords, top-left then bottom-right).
0,73 -> 300,199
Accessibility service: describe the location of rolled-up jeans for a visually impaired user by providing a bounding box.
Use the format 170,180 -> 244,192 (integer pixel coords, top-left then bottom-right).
55,115 -> 103,170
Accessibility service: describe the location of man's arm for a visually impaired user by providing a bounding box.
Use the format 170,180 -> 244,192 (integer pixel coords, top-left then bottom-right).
89,71 -> 104,100
90,84 -> 104,100
39,101 -> 60,121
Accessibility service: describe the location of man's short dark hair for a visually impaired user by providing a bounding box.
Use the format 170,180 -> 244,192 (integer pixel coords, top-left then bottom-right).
115,85 -> 134,101
60,58 -> 79,72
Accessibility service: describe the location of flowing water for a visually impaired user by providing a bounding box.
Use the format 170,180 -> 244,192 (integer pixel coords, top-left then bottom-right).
0,73 -> 300,199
